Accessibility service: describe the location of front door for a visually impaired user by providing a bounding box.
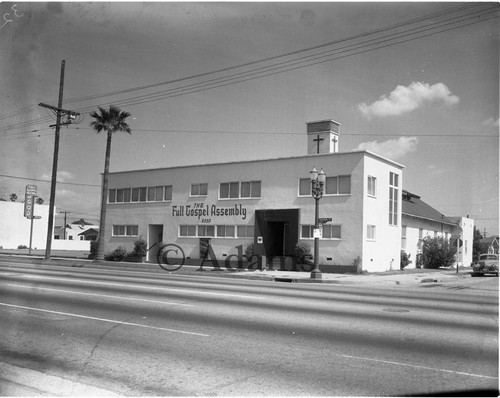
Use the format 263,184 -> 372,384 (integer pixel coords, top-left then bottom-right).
148,224 -> 163,262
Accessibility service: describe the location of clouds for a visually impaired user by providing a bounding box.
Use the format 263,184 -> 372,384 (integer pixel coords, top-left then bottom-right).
358,82 -> 459,119
355,137 -> 419,160
482,117 -> 499,128
40,170 -> 75,182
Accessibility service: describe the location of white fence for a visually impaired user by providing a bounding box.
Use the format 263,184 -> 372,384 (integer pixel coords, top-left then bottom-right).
52,239 -> 91,251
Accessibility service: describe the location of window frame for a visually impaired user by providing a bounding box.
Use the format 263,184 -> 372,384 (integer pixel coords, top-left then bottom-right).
367,175 -> 377,197
191,183 -> 208,197
367,224 -> 376,241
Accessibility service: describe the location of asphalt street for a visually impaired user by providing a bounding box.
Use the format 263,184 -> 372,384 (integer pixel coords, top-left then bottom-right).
0,259 -> 498,396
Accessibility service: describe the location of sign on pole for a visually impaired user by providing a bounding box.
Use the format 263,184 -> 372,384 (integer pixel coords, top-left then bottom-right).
24,184 -> 37,219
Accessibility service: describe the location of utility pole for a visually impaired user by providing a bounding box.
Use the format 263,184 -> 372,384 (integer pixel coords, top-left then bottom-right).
61,210 -> 71,240
38,61 -> 81,259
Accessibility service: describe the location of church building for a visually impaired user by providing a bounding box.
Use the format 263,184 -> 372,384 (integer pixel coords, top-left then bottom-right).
104,119 -> 404,272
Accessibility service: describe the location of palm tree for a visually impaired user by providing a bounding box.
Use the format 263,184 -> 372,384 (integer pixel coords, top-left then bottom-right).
90,105 -> 131,261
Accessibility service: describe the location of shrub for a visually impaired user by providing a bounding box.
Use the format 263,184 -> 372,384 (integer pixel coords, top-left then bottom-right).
295,242 -> 312,264
245,243 -> 254,260
89,241 -> 98,259
104,246 -> 128,261
400,252 -> 411,270
131,239 -> 147,257
17,245 -> 28,249
421,237 -> 456,269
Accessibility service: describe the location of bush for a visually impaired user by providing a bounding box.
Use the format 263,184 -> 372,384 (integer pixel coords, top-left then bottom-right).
421,237 -> 456,269
104,246 -> 128,261
400,252 -> 411,270
131,239 -> 147,258
295,242 -> 313,264
17,245 -> 28,249
89,241 -> 98,259
245,243 -> 254,260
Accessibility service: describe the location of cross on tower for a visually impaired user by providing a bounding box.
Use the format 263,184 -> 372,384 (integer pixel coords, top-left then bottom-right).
313,134 -> 324,154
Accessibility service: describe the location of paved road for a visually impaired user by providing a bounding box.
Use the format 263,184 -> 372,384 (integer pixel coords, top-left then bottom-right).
0,260 -> 498,396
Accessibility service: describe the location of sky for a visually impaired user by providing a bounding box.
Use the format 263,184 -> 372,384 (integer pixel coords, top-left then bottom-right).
0,2 -> 498,235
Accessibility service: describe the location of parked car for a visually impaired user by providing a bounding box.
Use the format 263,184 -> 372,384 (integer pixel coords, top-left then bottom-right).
472,253 -> 499,276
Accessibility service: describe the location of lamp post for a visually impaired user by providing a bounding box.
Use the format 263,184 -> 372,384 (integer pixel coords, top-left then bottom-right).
310,166 -> 326,279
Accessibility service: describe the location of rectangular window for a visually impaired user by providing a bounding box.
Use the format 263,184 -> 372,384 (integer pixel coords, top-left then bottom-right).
139,187 -> 147,202
325,176 -> 338,195
127,225 -> 138,236
368,176 -> 377,196
164,185 -> 172,201
323,224 -> 341,239
198,225 -> 215,237
191,183 -> 208,196
217,225 -> 235,237
325,175 -> 351,195
147,187 -> 156,202
367,225 -> 376,240
401,225 -> 407,250
155,186 -> 164,201
301,224 -> 340,239
299,178 -> 310,196
108,189 -> 116,203
131,188 -> 140,202
389,172 -> 399,226
241,181 -> 261,198
116,189 -> 124,203
301,225 -> 313,239
113,225 -> 125,236
237,225 -> 255,238
112,225 -> 138,236
123,188 -> 131,203
338,176 -> 351,194
179,225 -> 196,237
229,182 -> 239,198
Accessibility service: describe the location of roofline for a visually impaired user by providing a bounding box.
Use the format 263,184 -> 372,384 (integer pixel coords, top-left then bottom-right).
402,212 -> 458,227
106,150 -> 405,176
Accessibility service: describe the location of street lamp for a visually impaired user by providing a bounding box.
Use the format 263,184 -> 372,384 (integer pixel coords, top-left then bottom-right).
310,166 -> 326,279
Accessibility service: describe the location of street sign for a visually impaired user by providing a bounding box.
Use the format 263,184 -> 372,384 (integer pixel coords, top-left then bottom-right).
313,228 -> 323,239
24,194 -> 33,218
24,184 -> 37,219
26,184 -> 37,196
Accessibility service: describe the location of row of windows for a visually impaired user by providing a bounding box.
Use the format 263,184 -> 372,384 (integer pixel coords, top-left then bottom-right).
113,225 -> 139,236
109,176 -> 354,204
109,186 -> 172,203
301,224 -> 342,239
186,224 -> 343,239
179,224 -> 255,238
299,175 -> 351,196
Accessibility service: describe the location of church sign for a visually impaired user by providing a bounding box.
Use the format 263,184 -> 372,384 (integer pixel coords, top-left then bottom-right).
171,203 -> 248,221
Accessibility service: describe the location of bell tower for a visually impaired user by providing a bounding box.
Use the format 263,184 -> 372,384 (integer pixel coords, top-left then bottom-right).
306,119 -> 340,155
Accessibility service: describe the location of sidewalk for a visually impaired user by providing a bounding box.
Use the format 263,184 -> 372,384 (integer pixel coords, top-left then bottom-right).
0,252 -> 472,286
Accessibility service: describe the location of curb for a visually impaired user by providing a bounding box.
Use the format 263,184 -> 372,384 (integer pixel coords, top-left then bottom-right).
0,253 -> 472,285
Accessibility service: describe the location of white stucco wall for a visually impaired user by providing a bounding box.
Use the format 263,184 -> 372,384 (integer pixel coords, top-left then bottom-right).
104,150 -> 404,272
402,217 -> 457,269
454,217 -> 474,267
0,201 -> 50,249
362,156 -> 403,272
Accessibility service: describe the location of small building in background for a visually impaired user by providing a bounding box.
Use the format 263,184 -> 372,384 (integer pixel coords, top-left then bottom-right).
402,190 -> 474,268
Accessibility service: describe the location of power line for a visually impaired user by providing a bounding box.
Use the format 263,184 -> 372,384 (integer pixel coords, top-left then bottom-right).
0,4 -> 497,136
0,3 -> 483,122
0,173 -> 100,187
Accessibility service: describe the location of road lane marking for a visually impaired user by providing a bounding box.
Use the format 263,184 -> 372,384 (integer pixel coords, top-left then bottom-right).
7,283 -> 193,307
0,302 -> 209,337
13,274 -> 263,300
340,354 -> 498,380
